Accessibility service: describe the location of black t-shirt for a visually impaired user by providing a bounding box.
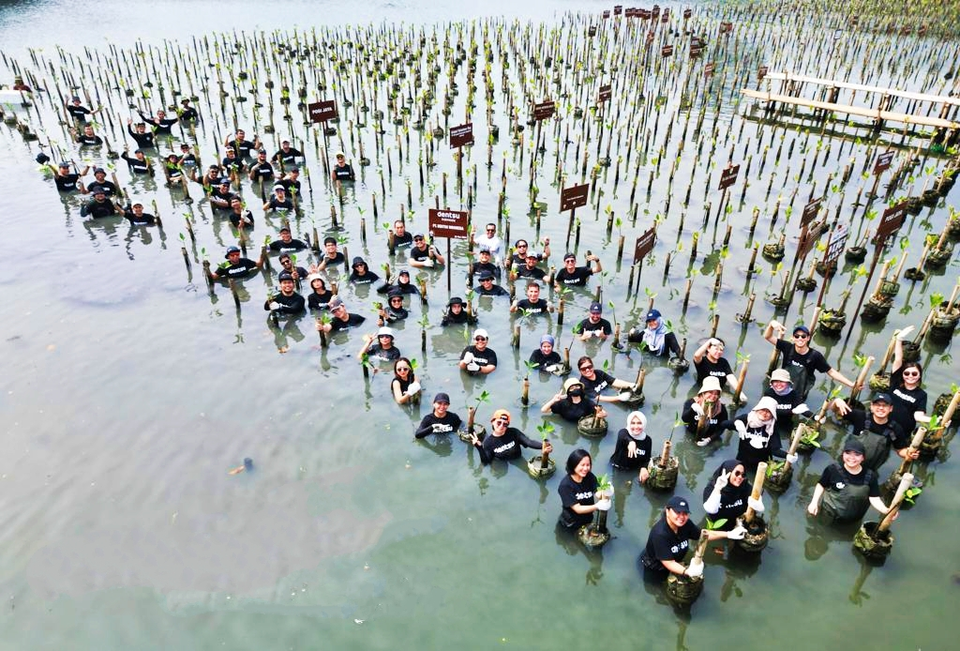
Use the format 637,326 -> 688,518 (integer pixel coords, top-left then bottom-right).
558,473 -> 598,528
127,126 -> 156,149
215,258 -> 258,279
775,339 -> 831,397
515,265 -> 547,281
473,261 -> 500,279
475,282 -> 509,296
81,199 -> 117,219
415,412 -> 463,439
250,161 -> 275,181
333,163 -> 355,181
842,409 -> 908,471
681,398 -> 729,441
818,464 -> 879,497
269,239 -> 307,253
272,148 -> 303,165
580,369 -> 616,399
516,298 -> 550,315
307,291 -> 333,310
729,414 -> 785,469
121,153 -> 151,174
87,180 -> 118,196
460,345 -> 497,369
266,196 -> 294,211
529,349 -> 562,370
228,139 -> 256,158
365,342 -> 401,362
229,210 -> 254,229
320,252 -> 346,266
550,397 -> 597,423
55,173 -> 81,192
555,265 -> 593,286
393,231 -> 414,247
889,368 -> 927,434
478,427 -> 541,463
279,178 -> 301,196
642,517 -> 701,571
440,309 -> 472,326
577,317 -> 612,338
694,356 -> 733,384
329,313 -> 366,332
701,479 -> 752,525
267,291 -> 306,314
123,209 -> 156,225
349,270 -> 381,285
410,245 -> 434,262
76,133 -> 102,147
762,386 -> 810,436
67,104 -> 92,120
610,430 -> 652,470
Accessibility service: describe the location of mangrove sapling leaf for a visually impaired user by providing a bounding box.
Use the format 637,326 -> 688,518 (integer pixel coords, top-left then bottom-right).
929,293 -> 945,309
596,473 -> 612,493
939,354 -> 953,366
409,358 -> 419,371
766,460 -> 785,477
705,517 -> 729,531
903,486 -> 922,505
853,353 -> 868,368
536,421 -> 555,438
799,428 -> 821,448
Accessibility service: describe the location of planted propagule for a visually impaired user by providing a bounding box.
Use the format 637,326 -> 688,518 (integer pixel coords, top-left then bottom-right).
854,473 -> 913,561
736,462 -> 769,554
647,439 -> 679,491
666,530 -> 709,608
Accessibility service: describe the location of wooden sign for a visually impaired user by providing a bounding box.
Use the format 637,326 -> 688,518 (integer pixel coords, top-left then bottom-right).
598,84 -> 612,103
308,100 -> 338,123
690,44 -> 702,58
588,25 -> 597,37
560,183 -> 589,212
639,8 -> 651,19
533,100 -> 555,121
614,5 -> 622,15
661,44 -> 674,57
683,8 -> 692,19
758,65 -> 768,82
428,208 -> 469,239
602,10 -> 611,18
875,201 -> 908,244
705,62 -> 716,77
449,122 -> 474,149
718,163 -> 740,190
873,150 -> 895,175
797,220 -> 827,259
824,224 -> 849,266
801,196 -> 822,227
661,9 -> 670,22
633,227 -> 657,265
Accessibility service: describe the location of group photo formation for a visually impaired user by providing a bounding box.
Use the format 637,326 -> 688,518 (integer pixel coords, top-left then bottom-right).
2,0 -> 959,648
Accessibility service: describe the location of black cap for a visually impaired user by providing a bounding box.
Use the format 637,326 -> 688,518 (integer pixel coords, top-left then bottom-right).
448,296 -> 466,308
434,392 -> 451,404
278,271 -> 294,282
843,437 -> 867,455
666,496 -> 691,514
479,270 -> 495,280
352,256 -> 366,266
871,392 -> 893,405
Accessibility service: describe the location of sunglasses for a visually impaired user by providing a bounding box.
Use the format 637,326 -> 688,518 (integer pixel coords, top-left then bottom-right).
579,365 -> 593,371
495,418 -> 509,424
281,259 -> 292,265
516,244 -> 528,248
732,470 -> 744,477
793,333 -> 809,339
902,370 -> 920,377
475,336 -> 487,341
480,277 -> 493,282
414,237 -> 425,242
486,228 -> 495,232
396,366 -> 410,372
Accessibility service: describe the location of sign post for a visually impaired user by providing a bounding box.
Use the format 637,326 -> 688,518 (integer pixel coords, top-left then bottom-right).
560,183 -> 589,248
715,162 -> 740,223
449,122 -> 473,190
429,208 -> 470,294
869,150 -> 895,199
629,226 -> 657,299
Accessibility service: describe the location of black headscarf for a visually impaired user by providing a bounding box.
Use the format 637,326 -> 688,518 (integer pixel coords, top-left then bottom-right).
701,459 -> 753,504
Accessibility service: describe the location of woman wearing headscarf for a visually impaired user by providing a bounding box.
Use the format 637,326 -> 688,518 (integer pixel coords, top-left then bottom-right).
682,376 -> 729,446
627,308 -> 681,357
610,411 -> 652,484
763,368 -> 814,439
721,396 -> 797,472
529,333 -> 562,371
701,459 -> 764,530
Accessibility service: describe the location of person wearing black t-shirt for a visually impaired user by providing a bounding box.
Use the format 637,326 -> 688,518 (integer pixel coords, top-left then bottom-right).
316,237 -> 346,270
66,96 -> 93,121
764,320 -> 857,399
248,150 -> 275,183
392,357 -> 421,405
358,326 -> 401,362
264,272 -> 306,315
475,271 -> 509,296
228,198 -> 254,230
576,302 -> 612,341
440,296 -> 475,326
221,148 -> 244,173
830,392 -> 913,472
51,162 -> 86,192
278,167 -> 302,198
378,270 -> 420,297
306,275 -> 333,311
80,190 -> 120,219
122,202 -> 156,226
639,496 -> 745,583
72,124 -> 102,147
127,120 -> 157,149
557,449 -> 607,530
529,334 -> 562,371
276,254 -> 308,283
178,99 -> 199,122
720,396 -> 793,472
554,251 -> 601,288
331,152 -> 355,181
702,460 -> 763,531
263,185 -> 293,212
472,248 -> 501,280
470,409 -> 550,464
139,109 -> 178,135
889,328 -> 929,434
209,180 -> 237,211
682,376 -> 730,446
120,149 -> 153,175
269,228 -> 307,254
763,368 -> 814,439
627,309 -> 681,357
508,238 -> 551,268
610,411 -> 653,482
415,393 -> 463,437
511,282 -> 552,316
319,297 -> 366,333
542,378 -> 605,423
85,168 -> 117,197
349,257 -> 381,285
692,337 -> 738,393
390,220 -> 414,249
225,130 -> 259,158
577,356 -> 636,403
409,234 -> 445,268
378,291 -> 410,324
807,437 -> 895,523
459,329 -> 498,375
209,246 -> 265,281
272,140 -> 303,167
513,252 -> 549,282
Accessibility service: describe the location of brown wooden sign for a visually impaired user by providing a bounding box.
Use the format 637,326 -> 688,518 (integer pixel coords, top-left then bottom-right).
873,150 -> 895,175
428,208 -> 469,240
690,44 -> 702,58
661,44 -> 674,57
705,62 -> 716,77
602,10 -> 611,19
758,65 -> 769,82
639,8 -> 651,19
633,227 -> 657,265
588,25 -> 597,37
614,5 -> 622,15
683,8 -> 692,19
797,220 -> 827,259
801,196 -> 822,227
661,9 -> 670,22
560,183 -> 589,212
449,122 -> 474,149
598,84 -> 612,103
308,100 -> 338,123
533,100 -> 555,121
718,163 -> 740,190
875,201 -> 907,243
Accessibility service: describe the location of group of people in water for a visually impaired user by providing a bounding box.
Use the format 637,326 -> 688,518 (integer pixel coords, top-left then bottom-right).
46,92 -> 945,591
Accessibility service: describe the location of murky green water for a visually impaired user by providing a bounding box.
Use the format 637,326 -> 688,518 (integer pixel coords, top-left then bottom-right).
1,1 -> 959,649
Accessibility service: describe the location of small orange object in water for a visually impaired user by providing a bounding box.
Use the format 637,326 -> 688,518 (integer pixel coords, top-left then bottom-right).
228,466 -> 246,475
